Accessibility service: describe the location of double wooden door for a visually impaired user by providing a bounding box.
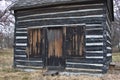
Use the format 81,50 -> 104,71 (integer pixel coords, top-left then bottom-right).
27,26 -> 85,68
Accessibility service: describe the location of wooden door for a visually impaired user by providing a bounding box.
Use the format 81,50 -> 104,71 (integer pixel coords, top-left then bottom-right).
47,27 -> 64,67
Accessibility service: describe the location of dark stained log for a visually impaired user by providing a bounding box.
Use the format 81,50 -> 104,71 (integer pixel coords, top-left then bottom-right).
15,61 -> 43,66
66,58 -> 103,64
16,3 -> 104,17
66,64 -> 103,69
14,56 -> 43,62
86,38 -> 103,43
15,33 -> 27,36
86,46 -> 103,51
17,17 -> 105,27
16,39 -> 27,43
14,56 -> 26,60
17,10 -> 105,21
86,53 -> 103,56
15,51 -> 26,55
86,30 -> 103,35
15,46 -> 27,49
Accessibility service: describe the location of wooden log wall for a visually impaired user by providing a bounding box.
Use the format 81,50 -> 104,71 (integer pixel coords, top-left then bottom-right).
101,3 -> 112,73
13,1 -> 111,73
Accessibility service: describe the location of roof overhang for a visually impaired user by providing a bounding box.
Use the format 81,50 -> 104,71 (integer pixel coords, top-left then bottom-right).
11,0 -> 103,10
11,0 -> 114,21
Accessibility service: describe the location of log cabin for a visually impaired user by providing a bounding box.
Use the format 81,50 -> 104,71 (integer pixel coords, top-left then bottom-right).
12,0 -> 114,73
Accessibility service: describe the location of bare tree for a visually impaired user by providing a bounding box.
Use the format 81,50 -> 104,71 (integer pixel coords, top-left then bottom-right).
112,0 -> 120,51
0,0 -> 17,48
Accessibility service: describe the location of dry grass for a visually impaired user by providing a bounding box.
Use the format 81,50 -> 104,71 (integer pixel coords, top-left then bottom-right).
0,49 -> 120,80
112,52 -> 120,62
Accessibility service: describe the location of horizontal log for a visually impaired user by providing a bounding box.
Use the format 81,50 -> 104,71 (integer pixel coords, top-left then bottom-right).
15,39 -> 27,43
86,30 -> 103,35
86,28 -> 103,31
16,43 -> 27,47
17,17 -> 105,27
14,51 -> 26,55
16,36 -> 27,39
66,64 -> 103,69
86,42 -> 103,46
15,46 -> 26,50
14,56 -> 43,60
65,68 -> 102,73
86,53 -> 103,56
86,46 -> 103,51
85,51 -> 103,53
86,38 -> 103,43
15,33 -> 27,36
107,53 -> 112,57
17,10 -> 105,21
15,57 -> 43,61
86,56 -> 104,59
15,65 -> 43,69
15,55 -> 26,58
14,56 -> 26,60
107,50 -> 112,53
86,35 -> 103,38
86,24 -> 102,28
15,45 -> 27,47
106,47 -> 112,50
18,15 -> 104,23
66,58 -> 103,64
15,59 -> 43,63
15,61 -> 43,66
16,28 -> 27,30
16,3 -> 104,17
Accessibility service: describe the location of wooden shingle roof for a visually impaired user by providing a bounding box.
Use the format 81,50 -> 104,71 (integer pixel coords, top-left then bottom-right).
12,0 -> 101,10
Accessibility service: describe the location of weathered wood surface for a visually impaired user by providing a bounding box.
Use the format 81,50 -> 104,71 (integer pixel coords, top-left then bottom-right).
66,26 -> 85,57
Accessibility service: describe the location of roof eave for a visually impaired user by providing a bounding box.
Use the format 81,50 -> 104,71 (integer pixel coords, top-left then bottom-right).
11,0 -> 101,10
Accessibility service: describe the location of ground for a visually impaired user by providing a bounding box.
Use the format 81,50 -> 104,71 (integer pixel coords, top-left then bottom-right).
0,49 -> 120,80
